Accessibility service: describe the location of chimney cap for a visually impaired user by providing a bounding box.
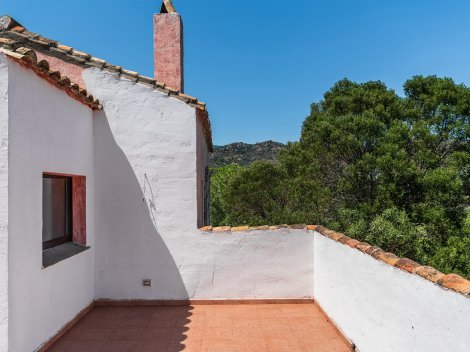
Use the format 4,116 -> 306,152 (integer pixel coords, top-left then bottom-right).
0,15 -> 23,30
160,0 -> 177,14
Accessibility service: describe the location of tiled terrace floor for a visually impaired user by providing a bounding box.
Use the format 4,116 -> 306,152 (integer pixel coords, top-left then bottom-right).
48,303 -> 351,352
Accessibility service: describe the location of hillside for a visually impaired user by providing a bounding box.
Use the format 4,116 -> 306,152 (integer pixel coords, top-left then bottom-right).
210,141 -> 285,167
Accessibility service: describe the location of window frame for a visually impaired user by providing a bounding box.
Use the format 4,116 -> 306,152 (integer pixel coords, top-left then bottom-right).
42,174 -> 73,250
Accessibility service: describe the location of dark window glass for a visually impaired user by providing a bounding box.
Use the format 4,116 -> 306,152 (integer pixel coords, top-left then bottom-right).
42,175 -> 72,250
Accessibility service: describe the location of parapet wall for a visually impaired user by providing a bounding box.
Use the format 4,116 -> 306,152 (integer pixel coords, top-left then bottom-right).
201,224 -> 470,351
313,226 -> 470,352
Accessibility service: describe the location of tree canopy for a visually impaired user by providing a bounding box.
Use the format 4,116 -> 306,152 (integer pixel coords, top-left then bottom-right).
211,76 -> 470,278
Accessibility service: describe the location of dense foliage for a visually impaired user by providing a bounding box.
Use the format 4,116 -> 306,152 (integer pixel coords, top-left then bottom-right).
210,141 -> 285,167
211,76 -> 470,278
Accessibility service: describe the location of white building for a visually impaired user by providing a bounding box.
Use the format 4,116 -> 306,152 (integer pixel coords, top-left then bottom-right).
0,2 -> 468,351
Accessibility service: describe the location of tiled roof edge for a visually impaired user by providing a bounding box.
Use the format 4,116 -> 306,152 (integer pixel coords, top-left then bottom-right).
314,226 -> 470,298
0,46 -> 102,110
0,24 -> 213,150
199,224 -> 312,232
198,224 -> 470,297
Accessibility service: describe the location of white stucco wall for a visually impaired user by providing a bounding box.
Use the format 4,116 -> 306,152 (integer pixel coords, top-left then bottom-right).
314,233 -> 470,352
85,68 -> 315,300
7,59 -> 95,352
0,55 -> 9,352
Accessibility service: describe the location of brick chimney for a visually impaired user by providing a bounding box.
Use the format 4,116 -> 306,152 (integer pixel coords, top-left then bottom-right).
154,0 -> 184,92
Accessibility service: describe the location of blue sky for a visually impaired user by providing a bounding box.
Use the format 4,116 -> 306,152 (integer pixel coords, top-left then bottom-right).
2,0 -> 470,145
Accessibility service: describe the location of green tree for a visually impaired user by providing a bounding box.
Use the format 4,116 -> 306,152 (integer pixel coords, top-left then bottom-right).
213,76 -> 470,278
210,165 -> 243,226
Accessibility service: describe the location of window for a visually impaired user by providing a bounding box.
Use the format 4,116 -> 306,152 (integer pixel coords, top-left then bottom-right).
42,175 -> 73,250
203,167 -> 211,225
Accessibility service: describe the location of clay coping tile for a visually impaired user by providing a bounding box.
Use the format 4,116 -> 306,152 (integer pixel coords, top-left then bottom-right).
200,224 -> 314,233
0,28 -> 209,112
249,225 -> 270,231
344,238 -> 360,248
231,226 -> 249,232
437,274 -> 470,296
413,266 -> 444,283
12,26 -> 25,32
314,226 -> 470,298
198,223 -> 470,298
354,242 -> 372,253
212,226 -> 231,232
394,258 -> 420,273
0,46 -> 102,110
0,27 -> 214,151
375,251 -> 400,266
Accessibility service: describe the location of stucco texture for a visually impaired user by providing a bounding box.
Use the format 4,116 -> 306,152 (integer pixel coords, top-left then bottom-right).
314,233 -> 470,352
7,58 -> 95,352
0,55 -> 9,352
85,68 -> 315,301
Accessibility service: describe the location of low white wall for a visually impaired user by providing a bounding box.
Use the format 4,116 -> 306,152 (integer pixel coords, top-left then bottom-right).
314,233 -> 470,352
0,55 -> 9,352
184,228 -> 314,299
86,69 -> 315,300
7,60 -> 95,352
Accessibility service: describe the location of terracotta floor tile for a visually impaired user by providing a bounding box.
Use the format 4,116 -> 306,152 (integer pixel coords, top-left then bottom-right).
133,340 -> 172,352
89,307 -> 131,319
232,338 -> 268,352
65,328 -> 112,341
262,326 -> 297,339
202,327 -> 233,339
117,318 -> 150,328
46,338 -> 72,352
49,303 -> 351,352
65,341 -> 102,352
200,339 -> 235,352
149,316 -> 179,327
175,327 -> 204,340
232,327 -> 265,339
76,316 -> 121,329
204,317 -> 233,328
177,316 -> 205,328
108,328 -> 142,341
264,337 -> 301,352
258,317 -> 290,328
167,339 -> 201,352
232,317 -> 260,328
140,327 -> 174,341
98,341 -> 137,352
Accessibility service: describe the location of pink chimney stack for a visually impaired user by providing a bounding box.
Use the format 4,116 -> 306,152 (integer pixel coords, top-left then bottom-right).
154,0 -> 184,92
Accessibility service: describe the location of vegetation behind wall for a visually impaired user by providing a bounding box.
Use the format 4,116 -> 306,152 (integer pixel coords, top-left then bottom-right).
211,76 -> 470,278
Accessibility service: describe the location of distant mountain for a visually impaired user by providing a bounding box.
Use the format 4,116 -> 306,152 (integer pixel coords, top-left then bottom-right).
210,141 -> 285,167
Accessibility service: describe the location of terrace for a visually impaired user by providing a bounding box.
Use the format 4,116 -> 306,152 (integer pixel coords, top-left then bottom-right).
38,226 -> 470,352
0,6 -> 469,351
46,302 -> 351,352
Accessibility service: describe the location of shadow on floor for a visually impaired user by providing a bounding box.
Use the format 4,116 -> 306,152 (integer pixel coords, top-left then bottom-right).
48,305 -> 194,352
47,303 -> 352,352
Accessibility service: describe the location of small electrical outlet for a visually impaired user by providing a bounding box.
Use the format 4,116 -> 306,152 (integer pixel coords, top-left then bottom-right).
143,279 -> 152,287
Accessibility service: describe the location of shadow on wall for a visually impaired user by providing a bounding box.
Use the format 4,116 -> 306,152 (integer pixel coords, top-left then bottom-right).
63,110 -> 191,350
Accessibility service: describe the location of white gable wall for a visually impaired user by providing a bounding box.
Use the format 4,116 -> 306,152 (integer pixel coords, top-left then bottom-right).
7,59 -> 95,352
0,55 -> 9,352
85,68 -> 315,301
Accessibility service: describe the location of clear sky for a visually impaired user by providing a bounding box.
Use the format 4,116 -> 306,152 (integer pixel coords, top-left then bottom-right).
2,0 -> 470,145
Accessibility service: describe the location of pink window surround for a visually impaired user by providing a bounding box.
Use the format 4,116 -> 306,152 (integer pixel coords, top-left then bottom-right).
43,172 -> 86,246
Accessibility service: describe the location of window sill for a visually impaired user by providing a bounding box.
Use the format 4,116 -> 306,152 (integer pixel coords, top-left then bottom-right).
42,242 -> 90,268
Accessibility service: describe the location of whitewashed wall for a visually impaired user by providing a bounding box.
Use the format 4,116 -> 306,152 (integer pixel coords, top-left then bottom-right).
314,233 -> 470,352
0,55 -> 9,352
85,68 -> 315,300
7,59 -> 95,352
